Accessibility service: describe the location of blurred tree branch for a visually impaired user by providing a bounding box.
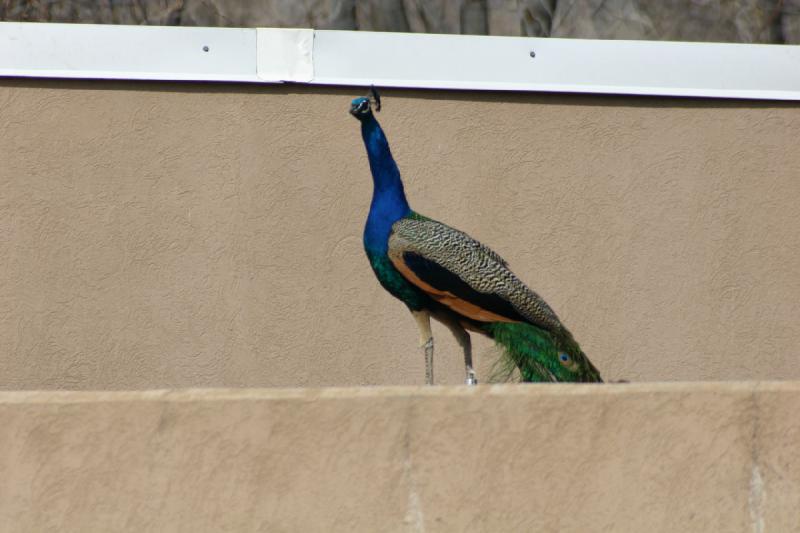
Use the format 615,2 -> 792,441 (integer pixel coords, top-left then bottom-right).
0,0 -> 796,43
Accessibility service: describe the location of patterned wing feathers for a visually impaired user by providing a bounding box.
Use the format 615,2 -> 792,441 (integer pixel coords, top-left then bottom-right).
387,217 -> 563,332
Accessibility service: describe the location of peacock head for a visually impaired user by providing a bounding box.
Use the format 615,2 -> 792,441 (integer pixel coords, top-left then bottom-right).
349,86 -> 381,121
349,97 -> 372,120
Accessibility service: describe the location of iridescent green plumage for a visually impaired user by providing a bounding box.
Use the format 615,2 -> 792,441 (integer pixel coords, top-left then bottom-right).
485,322 -> 601,383
365,250 -> 428,311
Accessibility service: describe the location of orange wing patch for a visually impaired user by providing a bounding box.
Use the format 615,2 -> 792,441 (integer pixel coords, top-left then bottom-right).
389,252 -> 519,324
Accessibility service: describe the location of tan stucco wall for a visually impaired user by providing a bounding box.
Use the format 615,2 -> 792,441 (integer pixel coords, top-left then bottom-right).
0,383 -> 796,532
1,79 -> 799,389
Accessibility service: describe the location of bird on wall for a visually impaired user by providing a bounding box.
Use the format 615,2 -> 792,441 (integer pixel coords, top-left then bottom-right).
350,88 -> 602,385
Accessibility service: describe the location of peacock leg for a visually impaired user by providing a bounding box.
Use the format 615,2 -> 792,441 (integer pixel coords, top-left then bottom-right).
462,335 -> 476,385
423,338 -> 434,385
412,310 -> 434,385
434,313 -> 478,385
438,316 -> 476,385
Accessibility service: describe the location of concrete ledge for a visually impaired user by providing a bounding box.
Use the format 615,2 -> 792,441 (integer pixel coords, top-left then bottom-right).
1,383 -> 798,531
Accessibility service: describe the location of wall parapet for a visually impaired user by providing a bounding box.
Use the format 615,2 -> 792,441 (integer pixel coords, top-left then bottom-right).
1,383 -> 798,531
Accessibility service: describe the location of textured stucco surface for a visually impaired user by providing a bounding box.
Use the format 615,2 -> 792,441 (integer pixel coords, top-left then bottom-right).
1,80 -> 799,389
0,383 -> 798,532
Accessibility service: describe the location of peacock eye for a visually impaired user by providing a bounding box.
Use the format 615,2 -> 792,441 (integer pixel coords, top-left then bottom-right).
559,353 -> 570,363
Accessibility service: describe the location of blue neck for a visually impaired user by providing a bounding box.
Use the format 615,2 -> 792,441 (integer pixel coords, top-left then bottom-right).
361,114 -> 411,253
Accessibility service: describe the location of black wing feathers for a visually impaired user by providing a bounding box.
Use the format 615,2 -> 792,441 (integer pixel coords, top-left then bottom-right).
402,252 -> 528,323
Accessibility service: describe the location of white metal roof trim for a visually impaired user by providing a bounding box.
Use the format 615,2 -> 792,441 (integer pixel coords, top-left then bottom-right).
0,22 -> 260,82
1,22 -> 799,100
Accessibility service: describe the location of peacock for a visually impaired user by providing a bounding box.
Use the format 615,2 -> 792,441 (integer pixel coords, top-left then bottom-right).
350,88 -> 602,385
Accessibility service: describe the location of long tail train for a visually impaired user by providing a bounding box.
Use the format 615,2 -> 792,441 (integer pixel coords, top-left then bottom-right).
483,322 -> 603,383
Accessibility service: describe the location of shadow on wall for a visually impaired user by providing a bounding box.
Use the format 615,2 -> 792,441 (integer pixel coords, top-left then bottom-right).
1,0 -> 799,44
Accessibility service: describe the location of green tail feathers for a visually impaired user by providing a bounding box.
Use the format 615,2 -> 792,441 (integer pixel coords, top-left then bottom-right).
483,322 -> 603,383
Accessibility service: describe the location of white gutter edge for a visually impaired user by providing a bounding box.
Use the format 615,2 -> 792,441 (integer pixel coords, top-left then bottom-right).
257,28 -> 313,82
309,30 -> 800,101
0,22 -> 260,82
1,22 -> 799,100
